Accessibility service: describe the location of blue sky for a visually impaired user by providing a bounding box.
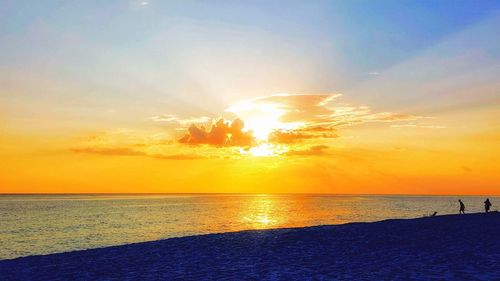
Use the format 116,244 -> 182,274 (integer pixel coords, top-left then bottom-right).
2,1 -> 498,70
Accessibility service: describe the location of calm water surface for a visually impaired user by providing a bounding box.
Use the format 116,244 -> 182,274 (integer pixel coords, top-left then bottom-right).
0,194 -> 497,259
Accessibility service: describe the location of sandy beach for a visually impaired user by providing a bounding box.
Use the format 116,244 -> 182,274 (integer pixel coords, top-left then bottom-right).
1,212 -> 499,280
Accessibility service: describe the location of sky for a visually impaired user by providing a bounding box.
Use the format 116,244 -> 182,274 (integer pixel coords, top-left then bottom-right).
0,0 -> 499,194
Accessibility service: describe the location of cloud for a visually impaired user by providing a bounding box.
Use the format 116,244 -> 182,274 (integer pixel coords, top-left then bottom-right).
172,93 -> 431,150
150,154 -> 206,160
286,145 -> 330,156
72,147 -> 144,156
74,93 -> 434,160
227,93 -> 425,131
391,123 -> 447,129
150,114 -> 212,126
369,112 -> 420,122
268,130 -> 314,144
268,129 -> 338,144
72,147 -> 205,160
156,93 -> 435,157
150,114 -> 178,122
179,118 -> 255,147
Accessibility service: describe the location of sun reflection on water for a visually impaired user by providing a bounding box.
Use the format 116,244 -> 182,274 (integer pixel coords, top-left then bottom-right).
240,195 -> 280,229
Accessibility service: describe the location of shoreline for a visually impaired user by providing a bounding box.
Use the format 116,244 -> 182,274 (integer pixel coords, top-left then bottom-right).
1,213 -> 499,280
2,212 -> 492,261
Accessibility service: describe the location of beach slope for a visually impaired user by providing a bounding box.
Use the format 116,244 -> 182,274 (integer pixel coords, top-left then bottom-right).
1,213 -> 499,280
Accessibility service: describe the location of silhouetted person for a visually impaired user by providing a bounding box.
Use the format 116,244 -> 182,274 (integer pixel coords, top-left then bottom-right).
459,199 -> 465,214
484,198 -> 492,213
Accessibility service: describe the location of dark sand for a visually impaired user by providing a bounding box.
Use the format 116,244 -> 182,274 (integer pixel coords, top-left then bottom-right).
1,213 -> 499,280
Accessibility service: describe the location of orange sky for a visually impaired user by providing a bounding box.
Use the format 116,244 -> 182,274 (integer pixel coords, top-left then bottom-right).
1,93 -> 499,195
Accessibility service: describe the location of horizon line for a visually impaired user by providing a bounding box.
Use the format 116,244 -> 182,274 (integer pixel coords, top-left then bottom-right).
0,192 -> 498,197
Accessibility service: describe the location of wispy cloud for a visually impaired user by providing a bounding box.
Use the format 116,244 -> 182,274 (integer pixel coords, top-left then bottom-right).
150,114 -> 212,126
268,129 -> 338,144
227,93 -> 424,130
286,145 -> 330,156
72,147 -> 144,156
150,153 -> 205,160
72,146 -> 206,160
150,114 -> 178,122
391,124 -> 447,129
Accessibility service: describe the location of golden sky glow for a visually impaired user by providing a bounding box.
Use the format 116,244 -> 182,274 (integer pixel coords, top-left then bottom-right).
1,92 -> 499,194
1,1 -> 499,194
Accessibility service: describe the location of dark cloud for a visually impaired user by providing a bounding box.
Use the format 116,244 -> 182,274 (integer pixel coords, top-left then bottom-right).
179,118 -> 255,147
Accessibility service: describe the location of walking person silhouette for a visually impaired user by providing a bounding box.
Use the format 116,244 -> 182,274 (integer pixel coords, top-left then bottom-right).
484,198 -> 492,213
459,199 -> 465,214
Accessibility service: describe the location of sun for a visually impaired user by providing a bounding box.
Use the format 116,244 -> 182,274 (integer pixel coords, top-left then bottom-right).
226,96 -> 302,157
227,102 -> 284,140
226,96 -> 303,141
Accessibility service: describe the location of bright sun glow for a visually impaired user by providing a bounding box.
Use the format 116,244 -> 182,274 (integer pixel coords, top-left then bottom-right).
226,96 -> 303,141
239,143 -> 288,157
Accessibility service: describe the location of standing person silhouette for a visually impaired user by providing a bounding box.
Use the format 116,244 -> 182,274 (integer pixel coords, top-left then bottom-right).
484,198 -> 492,213
459,199 -> 465,214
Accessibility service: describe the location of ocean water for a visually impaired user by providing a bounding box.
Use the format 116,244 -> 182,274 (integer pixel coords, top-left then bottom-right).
0,194 -> 497,260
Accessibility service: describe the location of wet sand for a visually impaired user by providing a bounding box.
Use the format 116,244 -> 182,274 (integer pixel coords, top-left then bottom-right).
1,212 -> 499,280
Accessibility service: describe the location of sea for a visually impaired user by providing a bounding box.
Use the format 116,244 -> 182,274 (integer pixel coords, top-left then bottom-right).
0,194 -> 497,260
